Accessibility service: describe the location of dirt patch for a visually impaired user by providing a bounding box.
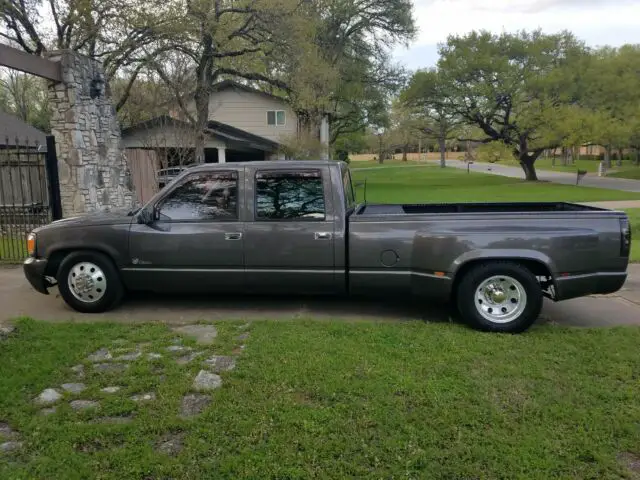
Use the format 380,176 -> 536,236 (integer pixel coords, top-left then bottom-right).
619,452 -> 640,473
155,432 -> 185,457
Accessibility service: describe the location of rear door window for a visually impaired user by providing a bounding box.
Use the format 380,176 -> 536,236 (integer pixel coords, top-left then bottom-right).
254,170 -> 326,220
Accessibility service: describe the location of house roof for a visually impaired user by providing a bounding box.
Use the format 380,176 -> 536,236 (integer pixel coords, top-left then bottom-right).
211,80 -> 287,103
120,115 -> 280,151
0,110 -> 47,147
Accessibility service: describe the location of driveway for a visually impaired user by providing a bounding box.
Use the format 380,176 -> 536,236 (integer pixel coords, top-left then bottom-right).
1,265 -> 640,328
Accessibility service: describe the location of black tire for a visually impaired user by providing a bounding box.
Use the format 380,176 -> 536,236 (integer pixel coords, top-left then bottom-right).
56,251 -> 124,313
456,262 -> 543,333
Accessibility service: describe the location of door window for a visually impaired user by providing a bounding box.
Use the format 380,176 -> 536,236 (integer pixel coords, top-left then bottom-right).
157,171 -> 238,221
255,170 -> 326,220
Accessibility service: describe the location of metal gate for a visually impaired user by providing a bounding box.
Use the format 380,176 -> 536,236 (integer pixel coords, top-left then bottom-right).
0,135 -> 62,263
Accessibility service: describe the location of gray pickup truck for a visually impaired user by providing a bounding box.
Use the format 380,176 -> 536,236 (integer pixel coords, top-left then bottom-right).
23,160 -> 631,333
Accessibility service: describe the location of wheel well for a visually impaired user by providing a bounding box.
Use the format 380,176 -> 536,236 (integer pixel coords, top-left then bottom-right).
44,248 -> 118,278
450,258 -> 554,301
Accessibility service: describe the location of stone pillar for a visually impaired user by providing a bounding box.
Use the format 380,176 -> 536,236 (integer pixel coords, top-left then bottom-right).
46,50 -> 135,217
217,147 -> 226,164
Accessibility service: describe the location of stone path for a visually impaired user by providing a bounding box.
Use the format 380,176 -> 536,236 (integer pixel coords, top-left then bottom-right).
0,323 -> 247,458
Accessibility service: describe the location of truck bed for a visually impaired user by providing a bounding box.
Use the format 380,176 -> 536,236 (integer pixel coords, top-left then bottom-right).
355,202 -> 608,216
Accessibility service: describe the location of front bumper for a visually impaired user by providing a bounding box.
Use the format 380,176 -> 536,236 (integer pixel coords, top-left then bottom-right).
23,257 -> 53,295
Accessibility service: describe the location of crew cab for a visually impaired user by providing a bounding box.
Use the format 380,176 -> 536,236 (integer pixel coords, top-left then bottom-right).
23,161 -> 631,333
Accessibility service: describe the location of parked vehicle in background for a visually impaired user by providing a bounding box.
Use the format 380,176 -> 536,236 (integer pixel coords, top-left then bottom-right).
23,161 -> 631,333
156,166 -> 189,189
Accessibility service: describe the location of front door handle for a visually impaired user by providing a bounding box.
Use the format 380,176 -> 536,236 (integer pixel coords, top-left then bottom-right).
314,232 -> 332,240
225,232 -> 243,241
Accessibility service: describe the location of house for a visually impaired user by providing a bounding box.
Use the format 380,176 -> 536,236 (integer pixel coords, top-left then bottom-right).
0,110 -> 47,149
120,80 -> 330,203
121,80 -> 330,164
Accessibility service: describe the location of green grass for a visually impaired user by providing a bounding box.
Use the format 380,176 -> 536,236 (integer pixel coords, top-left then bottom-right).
351,164 -> 640,203
622,208 -> 640,262
0,236 -> 27,262
1,318 -> 640,479
609,167 -> 640,180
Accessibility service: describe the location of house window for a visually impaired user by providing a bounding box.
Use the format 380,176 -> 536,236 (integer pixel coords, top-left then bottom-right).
267,110 -> 286,126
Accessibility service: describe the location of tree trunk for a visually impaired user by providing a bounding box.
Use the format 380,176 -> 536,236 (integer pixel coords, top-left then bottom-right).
574,146 -> 580,163
636,147 -> 640,166
605,144 -> 612,168
193,86 -> 210,164
617,148 -> 624,167
438,136 -> 446,168
402,145 -> 408,162
378,136 -> 383,164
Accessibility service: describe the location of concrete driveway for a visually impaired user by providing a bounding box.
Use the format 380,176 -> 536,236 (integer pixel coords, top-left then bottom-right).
1,265 -> 639,328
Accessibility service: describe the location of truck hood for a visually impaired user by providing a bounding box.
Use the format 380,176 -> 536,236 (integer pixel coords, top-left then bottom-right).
37,209 -> 134,230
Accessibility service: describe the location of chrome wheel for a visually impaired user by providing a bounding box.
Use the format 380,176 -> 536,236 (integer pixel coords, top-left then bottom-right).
67,262 -> 107,303
475,275 -> 527,324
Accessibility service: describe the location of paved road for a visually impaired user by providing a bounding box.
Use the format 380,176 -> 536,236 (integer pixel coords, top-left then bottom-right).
2,265 -> 639,329
437,159 -> 640,193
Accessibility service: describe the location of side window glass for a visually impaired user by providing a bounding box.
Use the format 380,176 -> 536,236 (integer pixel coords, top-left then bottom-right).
158,172 -> 238,221
255,170 -> 326,220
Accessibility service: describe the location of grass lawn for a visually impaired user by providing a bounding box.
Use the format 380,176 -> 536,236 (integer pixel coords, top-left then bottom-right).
622,208 -> 640,262
609,167 -> 640,180
1,318 -> 640,479
351,163 -> 640,203
0,236 -> 27,263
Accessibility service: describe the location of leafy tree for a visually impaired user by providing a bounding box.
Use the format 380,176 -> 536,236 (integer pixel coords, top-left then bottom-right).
0,0 -> 181,110
401,68 -> 461,167
436,30 -> 589,180
0,69 -> 50,131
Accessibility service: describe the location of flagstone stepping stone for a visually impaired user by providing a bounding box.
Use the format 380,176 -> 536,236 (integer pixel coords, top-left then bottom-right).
94,363 -> 128,373
0,422 -> 17,439
179,393 -> 212,417
1,441 -> 22,453
155,433 -> 184,457
61,383 -> 86,394
87,348 -> 112,362
203,355 -> 236,373
130,392 -> 156,402
100,386 -> 121,394
193,370 -> 222,391
117,351 -> 142,361
70,364 -> 85,377
172,325 -> 218,345
147,353 -> 163,360
70,400 -> 99,410
176,351 -> 205,365
35,388 -> 62,405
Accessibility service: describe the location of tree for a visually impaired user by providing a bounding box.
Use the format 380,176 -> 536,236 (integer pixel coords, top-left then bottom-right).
1,0 -> 181,110
435,30 -> 589,180
401,68 -> 461,167
0,68 -> 50,131
150,0 -> 302,163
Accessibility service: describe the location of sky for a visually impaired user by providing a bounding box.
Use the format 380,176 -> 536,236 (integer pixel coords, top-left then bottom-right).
394,0 -> 640,71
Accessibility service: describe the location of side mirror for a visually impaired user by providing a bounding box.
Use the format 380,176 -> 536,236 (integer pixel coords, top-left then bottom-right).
137,207 -> 155,225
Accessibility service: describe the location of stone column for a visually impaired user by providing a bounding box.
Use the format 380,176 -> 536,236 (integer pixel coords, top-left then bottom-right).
217,147 -> 226,164
46,50 -> 135,217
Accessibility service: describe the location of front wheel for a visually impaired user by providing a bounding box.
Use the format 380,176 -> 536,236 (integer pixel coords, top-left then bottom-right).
57,251 -> 124,313
456,262 -> 543,333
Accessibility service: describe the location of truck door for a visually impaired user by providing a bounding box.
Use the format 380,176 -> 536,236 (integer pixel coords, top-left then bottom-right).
125,168 -> 245,293
243,167 -> 337,294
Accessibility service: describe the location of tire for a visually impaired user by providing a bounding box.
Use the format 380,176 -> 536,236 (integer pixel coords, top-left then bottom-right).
56,251 -> 124,313
456,262 -> 543,333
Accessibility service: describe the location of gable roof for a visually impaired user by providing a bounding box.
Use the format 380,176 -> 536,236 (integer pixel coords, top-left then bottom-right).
210,80 -> 287,104
121,115 -> 280,151
0,110 -> 47,147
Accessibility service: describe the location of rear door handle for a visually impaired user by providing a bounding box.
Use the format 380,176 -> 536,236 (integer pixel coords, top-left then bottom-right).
314,232 -> 332,240
225,232 -> 242,241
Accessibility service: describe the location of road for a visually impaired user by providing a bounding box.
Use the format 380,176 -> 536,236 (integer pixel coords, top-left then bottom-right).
435,159 -> 640,192
1,265 -> 639,329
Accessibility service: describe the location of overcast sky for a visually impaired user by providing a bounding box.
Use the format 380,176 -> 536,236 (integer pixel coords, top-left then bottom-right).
394,0 -> 640,71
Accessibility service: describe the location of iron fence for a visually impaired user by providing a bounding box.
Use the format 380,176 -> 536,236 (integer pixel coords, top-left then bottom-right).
0,135 -> 61,262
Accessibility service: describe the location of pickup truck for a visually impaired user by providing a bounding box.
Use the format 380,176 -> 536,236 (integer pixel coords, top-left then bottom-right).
23,160 -> 631,333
